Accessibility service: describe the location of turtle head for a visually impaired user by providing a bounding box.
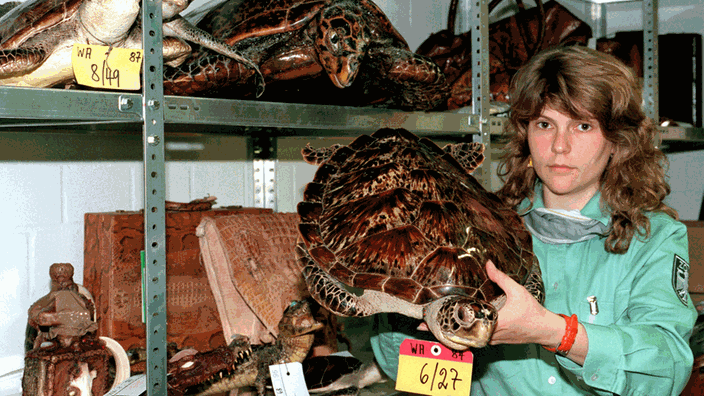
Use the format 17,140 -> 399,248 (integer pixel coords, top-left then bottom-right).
315,5 -> 369,89
162,0 -> 192,19
424,295 -> 498,350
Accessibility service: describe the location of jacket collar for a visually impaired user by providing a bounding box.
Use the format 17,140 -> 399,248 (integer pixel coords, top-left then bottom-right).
517,182 -> 611,226
516,183 -> 612,244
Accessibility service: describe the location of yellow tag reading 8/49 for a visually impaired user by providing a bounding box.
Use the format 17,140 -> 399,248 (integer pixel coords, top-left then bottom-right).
395,339 -> 473,396
72,44 -> 143,90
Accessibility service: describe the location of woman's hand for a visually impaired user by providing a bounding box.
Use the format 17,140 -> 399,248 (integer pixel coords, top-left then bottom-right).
485,260 -> 563,346
485,260 -> 588,364
417,260 -> 587,363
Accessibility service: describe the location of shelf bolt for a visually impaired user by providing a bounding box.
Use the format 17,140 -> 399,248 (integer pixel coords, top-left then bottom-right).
119,97 -> 133,111
147,135 -> 160,146
148,100 -> 161,110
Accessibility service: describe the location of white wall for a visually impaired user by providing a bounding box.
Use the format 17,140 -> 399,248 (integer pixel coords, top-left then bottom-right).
1,0 -> 704,394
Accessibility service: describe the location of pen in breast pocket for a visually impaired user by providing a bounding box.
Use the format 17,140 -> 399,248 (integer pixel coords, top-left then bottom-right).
587,296 -> 599,323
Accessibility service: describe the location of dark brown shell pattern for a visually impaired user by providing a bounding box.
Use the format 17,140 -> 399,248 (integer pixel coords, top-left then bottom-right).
0,0 -> 81,46
297,128 -> 536,306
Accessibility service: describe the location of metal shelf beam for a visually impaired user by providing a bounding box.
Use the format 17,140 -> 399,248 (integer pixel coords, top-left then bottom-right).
0,87 -> 142,121
163,96 -> 481,133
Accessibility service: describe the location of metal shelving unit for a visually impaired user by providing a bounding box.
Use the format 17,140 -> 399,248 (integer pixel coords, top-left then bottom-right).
1,0 -> 703,394
0,1 -> 489,393
583,0 -> 704,149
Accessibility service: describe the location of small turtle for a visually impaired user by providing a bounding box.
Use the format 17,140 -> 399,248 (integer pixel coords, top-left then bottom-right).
303,354 -> 384,396
163,0 -> 448,110
0,0 -> 261,90
297,128 -> 544,350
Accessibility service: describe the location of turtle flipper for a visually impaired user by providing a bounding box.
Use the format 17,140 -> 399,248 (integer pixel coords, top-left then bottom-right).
524,257 -> 544,305
301,257 -> 368,317
0,48 -> 47,78
366,47 -> 450,110
298,242 -> 424,322
163,16 -> 265,97
163,53 -> 258,97
423,295 -> 497,350
301,143 -> 342,165
0,1 -> 20,18
443,142 -> 485,174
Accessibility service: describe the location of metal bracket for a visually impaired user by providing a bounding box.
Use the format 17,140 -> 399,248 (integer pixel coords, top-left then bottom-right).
117,94 -> 144,116
249,134 -> 277,210
588,3 -> 607,48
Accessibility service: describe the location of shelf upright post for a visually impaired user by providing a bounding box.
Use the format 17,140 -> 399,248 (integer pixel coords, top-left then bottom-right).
142,0 -> 168,393
643,0 -> 659,132
470,0 -> 492,190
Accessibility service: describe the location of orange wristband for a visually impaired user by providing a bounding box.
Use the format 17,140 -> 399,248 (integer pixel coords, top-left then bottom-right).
542,314 -> 578,357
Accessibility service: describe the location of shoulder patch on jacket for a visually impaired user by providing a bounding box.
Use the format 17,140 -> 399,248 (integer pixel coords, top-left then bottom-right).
672,254 -> 690,306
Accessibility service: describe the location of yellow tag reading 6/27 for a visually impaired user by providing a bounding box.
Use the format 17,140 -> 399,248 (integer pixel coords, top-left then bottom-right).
395,339 -> 473,396
72,44 -> 143,90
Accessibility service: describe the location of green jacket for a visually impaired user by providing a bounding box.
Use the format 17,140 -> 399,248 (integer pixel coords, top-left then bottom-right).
371,190 -> 697,395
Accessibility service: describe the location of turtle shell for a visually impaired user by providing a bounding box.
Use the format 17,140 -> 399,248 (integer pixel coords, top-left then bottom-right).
165,0 -> 448,110
302,355 -> 363,392
0,0 -> 82,48
297,128 -> 536,306
195,0 -> 407,48
196,0 -> 329,47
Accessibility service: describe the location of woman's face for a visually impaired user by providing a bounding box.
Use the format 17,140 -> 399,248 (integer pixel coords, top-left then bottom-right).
527,106 -> 614,210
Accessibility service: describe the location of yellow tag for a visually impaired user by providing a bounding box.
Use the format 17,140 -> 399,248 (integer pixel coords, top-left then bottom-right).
395,339 -> 473,396
72,44 -> 143,90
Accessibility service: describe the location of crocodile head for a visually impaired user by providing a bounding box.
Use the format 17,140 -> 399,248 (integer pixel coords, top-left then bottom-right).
166,334 -> 252,396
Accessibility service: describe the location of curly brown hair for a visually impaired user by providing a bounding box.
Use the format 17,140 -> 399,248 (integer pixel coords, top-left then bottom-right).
496,45 -> 677,254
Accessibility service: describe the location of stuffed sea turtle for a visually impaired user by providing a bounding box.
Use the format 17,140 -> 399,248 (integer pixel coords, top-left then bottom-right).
297,128 -> 544,350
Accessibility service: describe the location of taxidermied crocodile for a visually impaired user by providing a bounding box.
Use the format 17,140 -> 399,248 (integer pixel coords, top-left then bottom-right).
166,334 -> 253,396
167,299 -> 323,396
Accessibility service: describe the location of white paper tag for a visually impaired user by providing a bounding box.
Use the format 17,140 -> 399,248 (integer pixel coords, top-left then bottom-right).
268,362 -> 310,396
104,374 -> 147,396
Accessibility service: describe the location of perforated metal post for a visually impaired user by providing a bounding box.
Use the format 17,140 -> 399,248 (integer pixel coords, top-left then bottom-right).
643,0 -> 659,125
470,0 -> 491,189
142,0 -> 167,393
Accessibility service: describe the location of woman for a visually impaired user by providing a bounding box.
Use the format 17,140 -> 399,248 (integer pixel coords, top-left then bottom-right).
370,45 -> 697,395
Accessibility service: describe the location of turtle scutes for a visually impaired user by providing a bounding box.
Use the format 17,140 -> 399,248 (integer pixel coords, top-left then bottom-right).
296,128 -> 543,350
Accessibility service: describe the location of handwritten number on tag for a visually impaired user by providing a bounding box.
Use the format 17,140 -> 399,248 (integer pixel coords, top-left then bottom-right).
420,362 -> 462,391
129,51 -> 141,63
89,59 -> 120,87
